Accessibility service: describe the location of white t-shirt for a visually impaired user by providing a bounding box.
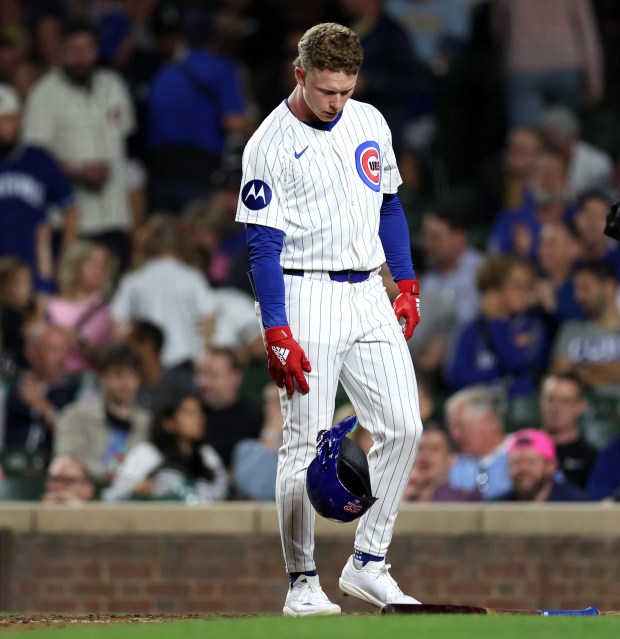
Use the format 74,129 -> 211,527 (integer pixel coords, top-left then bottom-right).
23,68 -> 135,233
210,287 -> 261,349
111,257 -> 216,366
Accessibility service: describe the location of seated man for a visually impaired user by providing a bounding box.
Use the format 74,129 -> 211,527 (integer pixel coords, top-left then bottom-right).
55,345 -> 150,486
403,425 -> 480,502
1,323 -> 95,466
539,372 -> 598,489
41,455 -> 96,504
444,385 -> 512,500
196,348 -> 263,469
496,429 -> 588,502
550,261 -> 620,399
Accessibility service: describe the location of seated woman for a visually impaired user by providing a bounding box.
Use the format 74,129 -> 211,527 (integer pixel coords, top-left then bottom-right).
102,389 -> 228,503
443,254 -> 549,397
46,241 -> 114,373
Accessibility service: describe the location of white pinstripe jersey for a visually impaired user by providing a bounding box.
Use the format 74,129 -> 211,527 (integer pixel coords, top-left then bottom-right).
235,99 -> 402,271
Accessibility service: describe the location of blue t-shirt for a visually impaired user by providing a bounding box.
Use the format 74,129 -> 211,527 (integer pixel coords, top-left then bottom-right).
148,48 -> 246,155
0,146 -> 74,268
588,437 -> 620,500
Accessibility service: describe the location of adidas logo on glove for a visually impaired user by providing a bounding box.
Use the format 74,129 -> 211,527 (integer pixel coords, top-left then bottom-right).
271,346 -> 290,366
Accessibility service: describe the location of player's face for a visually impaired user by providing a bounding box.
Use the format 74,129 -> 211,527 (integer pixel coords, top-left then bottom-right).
296,67 -> 357,122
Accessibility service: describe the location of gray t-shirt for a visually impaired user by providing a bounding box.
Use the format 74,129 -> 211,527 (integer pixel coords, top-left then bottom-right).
553,320 -> 620,396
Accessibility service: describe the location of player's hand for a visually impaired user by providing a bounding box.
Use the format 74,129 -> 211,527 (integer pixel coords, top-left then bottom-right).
265,326 -> 311,396
393,279 -> 420,341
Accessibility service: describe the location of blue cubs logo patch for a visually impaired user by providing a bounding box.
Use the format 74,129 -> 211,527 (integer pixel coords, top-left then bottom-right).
355,141 -> 381,192
242,179 -> 272,210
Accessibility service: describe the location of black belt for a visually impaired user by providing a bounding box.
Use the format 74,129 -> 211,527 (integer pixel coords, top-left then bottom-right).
283,268 -> 371,283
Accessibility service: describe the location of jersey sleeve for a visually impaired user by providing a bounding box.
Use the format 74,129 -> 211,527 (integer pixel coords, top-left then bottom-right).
380,114 -> 402,195
235,122 -> 287,230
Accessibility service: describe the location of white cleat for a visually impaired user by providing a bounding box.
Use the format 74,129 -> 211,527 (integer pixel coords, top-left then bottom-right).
339,555 -> 421,608
283,575 -> 342,617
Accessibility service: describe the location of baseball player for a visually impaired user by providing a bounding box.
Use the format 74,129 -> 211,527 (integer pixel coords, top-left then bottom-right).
236,23 -> 423,616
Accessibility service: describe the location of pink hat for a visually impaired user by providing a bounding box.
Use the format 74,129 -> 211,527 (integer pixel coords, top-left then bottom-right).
506,429 -> 556,462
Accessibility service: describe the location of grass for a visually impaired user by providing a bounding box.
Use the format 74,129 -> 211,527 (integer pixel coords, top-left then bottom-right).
0,615 -> 619,639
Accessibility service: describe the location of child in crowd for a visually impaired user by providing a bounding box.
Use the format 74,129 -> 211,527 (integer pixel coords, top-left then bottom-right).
103,389 -> 228,503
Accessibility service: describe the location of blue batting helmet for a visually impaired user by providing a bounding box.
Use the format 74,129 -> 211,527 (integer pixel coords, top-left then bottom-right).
306,415 -> 378,523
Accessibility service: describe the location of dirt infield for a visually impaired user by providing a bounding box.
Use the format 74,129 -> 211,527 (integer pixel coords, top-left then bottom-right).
0,614 -> 222,628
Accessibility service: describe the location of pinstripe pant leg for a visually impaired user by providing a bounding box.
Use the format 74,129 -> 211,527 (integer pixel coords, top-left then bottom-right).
276,275 -> 352,573
339,275 -> 422,558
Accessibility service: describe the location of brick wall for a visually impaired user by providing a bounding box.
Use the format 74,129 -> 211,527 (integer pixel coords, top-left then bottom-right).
7,533 -> 620,613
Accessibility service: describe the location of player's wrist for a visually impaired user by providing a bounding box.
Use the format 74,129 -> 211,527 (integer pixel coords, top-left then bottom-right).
396,279 -> 419,296
265,326 -> 292,344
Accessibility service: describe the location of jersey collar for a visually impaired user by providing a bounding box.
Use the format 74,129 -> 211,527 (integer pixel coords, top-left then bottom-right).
284,99 -> 343,131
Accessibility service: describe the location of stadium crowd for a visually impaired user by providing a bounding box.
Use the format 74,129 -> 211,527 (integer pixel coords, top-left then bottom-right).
1,0 -> 620,505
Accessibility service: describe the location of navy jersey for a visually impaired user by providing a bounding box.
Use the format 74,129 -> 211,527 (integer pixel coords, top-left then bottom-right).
0,146 -> 74,267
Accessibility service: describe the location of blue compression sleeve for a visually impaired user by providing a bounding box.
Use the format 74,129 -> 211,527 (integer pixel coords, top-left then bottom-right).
379,193 -> 416,281
246,224 -> 288,328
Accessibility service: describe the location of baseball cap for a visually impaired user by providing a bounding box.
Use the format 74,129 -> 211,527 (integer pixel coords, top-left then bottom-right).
506,429 -> 556,462
0,84 -> 21,117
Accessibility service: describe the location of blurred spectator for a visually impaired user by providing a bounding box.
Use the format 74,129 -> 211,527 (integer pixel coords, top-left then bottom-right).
550,261 -> 620,398
126,319 -> 196,412
539,372 -> 598,489
54,345 -> 150,486
475,126 -> 542,226
387,0 -> 469,76
0,24 -> 37,98
540,106 -> 614,198
209,287 -> 263,360
534,221 -> 584,324
22,19 -> 136,265
232,382 -> 282,501
46,241 -> 114,374
41,455 -> 95,503
103,389 -> 228,502
493,0 -> 603,127
31,9 -> 64,74
496,428 -> 588,501
588,436 -> 620,501
444,385 -> 511,500
444,255 -> 549,397
147,9 -> 250,211
1,323 -> 90,465
111,214 -> 216,370
0,83 -> 78,280
573,190 -> 620,278
196,348 -> 263,469
421,207 -> 482,326
339,0 -> 419,157
489,149 -> 575,261
403,425 -> 480,502
0,257 -> 39,373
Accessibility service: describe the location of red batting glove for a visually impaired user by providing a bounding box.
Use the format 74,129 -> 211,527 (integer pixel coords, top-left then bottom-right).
265,326 -> 311,396
393,279 -> 421,340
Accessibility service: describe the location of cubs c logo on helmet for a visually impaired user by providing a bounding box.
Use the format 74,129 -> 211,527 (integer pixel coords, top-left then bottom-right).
355,141 -> 381,192
242,179 -> 273,210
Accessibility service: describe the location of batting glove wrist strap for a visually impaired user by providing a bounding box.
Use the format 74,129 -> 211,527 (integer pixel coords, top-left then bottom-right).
265,326 -> 311,396
393,279 -> 421,341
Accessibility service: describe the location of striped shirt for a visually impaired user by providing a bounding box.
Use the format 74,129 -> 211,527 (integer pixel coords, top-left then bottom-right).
235,99 -> 402,272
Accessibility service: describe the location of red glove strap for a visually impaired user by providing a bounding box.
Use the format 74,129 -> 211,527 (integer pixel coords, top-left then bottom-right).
265,326 -> 293,343
396,279 -> 419,296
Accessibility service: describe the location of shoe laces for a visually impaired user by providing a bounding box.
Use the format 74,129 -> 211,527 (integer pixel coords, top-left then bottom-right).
295,578 -> 330,605
374,563 -> 406,601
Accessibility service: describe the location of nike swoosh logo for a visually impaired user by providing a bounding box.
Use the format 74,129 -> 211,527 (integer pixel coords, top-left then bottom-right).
294,146 -> 309,159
